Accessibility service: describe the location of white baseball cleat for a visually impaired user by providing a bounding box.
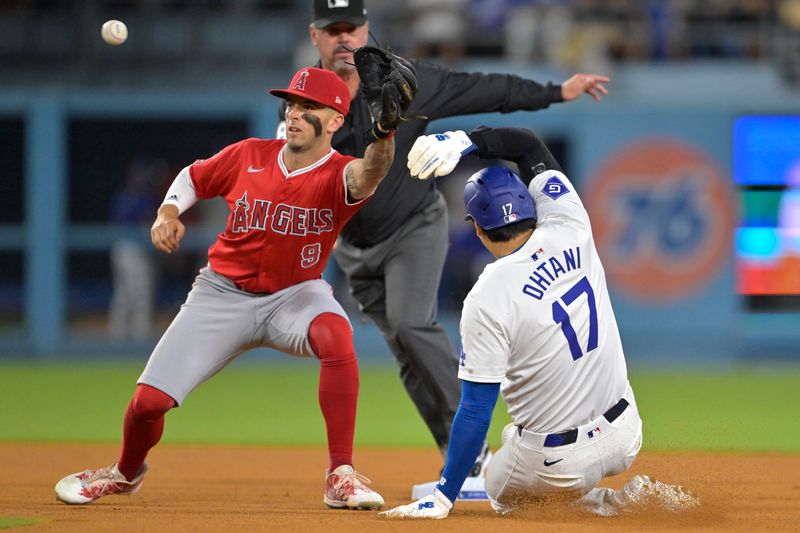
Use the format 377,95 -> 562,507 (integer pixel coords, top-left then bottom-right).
323,465 -> 384,510
578,474 -> 700,516
380,488 -> 453,519
55,463 -> 147,505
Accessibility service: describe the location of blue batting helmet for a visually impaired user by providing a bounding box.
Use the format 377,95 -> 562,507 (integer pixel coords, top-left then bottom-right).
464,166 -> 536,230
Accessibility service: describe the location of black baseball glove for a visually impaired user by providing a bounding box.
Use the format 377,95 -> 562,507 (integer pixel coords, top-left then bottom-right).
353,46 -> 419,143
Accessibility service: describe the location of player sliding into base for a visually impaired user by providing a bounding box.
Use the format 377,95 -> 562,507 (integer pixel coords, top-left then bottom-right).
54,52 -> 418,510
382,126 -> 647,518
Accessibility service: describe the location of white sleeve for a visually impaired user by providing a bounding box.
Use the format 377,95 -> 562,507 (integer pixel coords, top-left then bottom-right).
161,166 -> 198,215
276,121 -> 286,140
457,297 -> 509,383
528,169 -> 590,228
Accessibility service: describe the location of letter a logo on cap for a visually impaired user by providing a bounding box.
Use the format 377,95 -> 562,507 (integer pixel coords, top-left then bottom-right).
292,70 -> 309,91
335,96 -> 342,104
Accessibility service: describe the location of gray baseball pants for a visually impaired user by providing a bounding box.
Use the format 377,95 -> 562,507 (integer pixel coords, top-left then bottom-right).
138,265 -> 349,405
334,191 -> 460,450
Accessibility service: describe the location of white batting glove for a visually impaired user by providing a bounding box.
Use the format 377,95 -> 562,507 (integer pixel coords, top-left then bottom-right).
407,130 -> 476,180
379,488 -> 453,519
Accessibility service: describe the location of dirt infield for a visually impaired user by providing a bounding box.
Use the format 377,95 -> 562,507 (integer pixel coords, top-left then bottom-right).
1,443 -> 798,532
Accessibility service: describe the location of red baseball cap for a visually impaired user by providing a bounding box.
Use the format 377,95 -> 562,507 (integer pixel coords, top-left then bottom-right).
270,67 -> 350,115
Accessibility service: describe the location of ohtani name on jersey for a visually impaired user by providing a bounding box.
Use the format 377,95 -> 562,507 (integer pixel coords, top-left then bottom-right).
522,246 -> 582,300
230,192 -> 333,235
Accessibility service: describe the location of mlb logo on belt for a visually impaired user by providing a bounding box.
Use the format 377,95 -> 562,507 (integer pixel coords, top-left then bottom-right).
329,0 -> 350,7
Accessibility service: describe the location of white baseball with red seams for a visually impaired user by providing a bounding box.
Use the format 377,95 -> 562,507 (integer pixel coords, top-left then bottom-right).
101,20 -> 127,46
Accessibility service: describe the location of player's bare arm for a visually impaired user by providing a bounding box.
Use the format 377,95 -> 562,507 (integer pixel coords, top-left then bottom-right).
151,204 -> 185,255
345,136 -> 395,200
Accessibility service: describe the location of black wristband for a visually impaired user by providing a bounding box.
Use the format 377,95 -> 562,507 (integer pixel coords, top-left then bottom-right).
371,122 -> 396,141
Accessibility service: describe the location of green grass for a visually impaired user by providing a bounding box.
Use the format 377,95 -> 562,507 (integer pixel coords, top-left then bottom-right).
632,371 -> 800,452
0,517 -> 41,529
0,361 -> 798,452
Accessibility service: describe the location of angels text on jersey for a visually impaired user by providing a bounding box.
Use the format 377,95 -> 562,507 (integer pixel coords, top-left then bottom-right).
230,191 -> 334,236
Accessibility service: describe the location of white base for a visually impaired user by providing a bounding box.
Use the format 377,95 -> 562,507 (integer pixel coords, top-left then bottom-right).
411,476 -> 488,501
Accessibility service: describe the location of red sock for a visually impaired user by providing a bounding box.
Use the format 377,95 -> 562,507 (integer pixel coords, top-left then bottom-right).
308,313 -> 359,472
117,384 -> 175,480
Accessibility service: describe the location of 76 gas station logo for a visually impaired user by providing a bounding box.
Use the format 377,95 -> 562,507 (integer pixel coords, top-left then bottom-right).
586,140 -> 735,302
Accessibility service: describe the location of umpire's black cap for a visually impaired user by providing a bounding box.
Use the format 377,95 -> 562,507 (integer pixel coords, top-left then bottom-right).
312,0 -> 368,28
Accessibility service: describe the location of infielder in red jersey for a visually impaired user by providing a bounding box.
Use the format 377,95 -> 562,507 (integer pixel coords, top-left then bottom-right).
54,66 -> 397,510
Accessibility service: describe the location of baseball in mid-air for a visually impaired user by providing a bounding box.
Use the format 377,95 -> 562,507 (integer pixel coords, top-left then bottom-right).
101,20 -> 128,46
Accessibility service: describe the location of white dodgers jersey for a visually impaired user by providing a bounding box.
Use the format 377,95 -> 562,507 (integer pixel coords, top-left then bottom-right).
458,170 -> 629,433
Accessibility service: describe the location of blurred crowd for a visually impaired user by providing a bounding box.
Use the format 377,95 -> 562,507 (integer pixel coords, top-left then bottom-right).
382,0 -> 787,69
1,0 -> 797,76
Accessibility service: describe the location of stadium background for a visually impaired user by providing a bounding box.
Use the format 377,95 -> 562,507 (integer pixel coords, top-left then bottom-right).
2,0 -> 800,362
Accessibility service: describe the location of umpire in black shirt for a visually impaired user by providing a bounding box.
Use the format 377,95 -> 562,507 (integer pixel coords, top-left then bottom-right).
279,0 -> 610,470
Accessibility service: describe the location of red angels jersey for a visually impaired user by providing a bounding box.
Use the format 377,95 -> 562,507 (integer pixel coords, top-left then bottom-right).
188,138 -> 364,293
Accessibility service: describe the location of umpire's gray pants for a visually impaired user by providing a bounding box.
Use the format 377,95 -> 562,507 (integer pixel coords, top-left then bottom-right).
334,191 -> 460,449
